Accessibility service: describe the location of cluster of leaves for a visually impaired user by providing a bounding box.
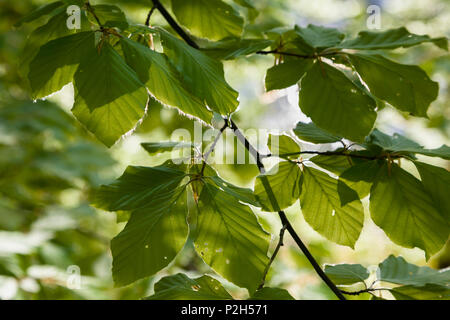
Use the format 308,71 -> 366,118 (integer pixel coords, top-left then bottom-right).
92,120 -> 450,299
325,255 -> 450,300
19,1 -> 448,145
17,0 -> 449,300
19,0 -> 248,147
263,25 -> 447,141
93,156 -> 270,294
261,123 -> 450,260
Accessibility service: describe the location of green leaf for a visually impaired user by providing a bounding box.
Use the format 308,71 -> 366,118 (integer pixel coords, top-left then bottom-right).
194,182 -> 270,293
93,162 -> 187,212
310,154 -> 351,175
233,0 -> 255,9
267,134 -> 300,158
367,129 -> 450,160
14,1 -> 64,27
250,287 -> 295,300
72,43 -> 148,147
294,24 -> 345,51
299,61 -> 376,142
369,163 -> 449,258
19,9 -> 82,90
191,163 -> 260,207
87,4 -> 128,30
145,273 -> 233,300
414,162 -> 450,220
418,145 -> 450,159
111,186 -> 189,286
171,0 -> 244,40
391,284 -> 450,300
339,160 -> 384,198
348,53 -> 438,117
265,59 -> 313,91
202,39 -> 273,60
254,162 -> 302,212
205,173 -> 260,207
293,121 -> 341,144
267,28 -> 314,56
339,27 -> 448,51
378,255 -> 450,287
29,31 -> 95,99
120,38 -> 212,123
115,211 -> 131,223
300,166 -> 364,248
324,263 -> 370,285
98,163 -> 189,286
141,142 -> 194,156
158,28 -> 239,116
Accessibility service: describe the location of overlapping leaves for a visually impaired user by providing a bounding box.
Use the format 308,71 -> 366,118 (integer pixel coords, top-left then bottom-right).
325,255 -> 450,300
145,273 -> 294,300
265,26 -> 447,141
262,125 -> 449,256
94,153 -> 269,292
21,3 -> 241,147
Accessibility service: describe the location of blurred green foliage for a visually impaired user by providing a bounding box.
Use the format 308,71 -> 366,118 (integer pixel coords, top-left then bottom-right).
0,0 -> 448,299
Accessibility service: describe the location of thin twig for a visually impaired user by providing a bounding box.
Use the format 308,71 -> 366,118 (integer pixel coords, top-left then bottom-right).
145,6 -> 156,26
151,0 -> 200,49
85,2 -> 104,30
340,288 -> 390,296
278,150 -> 400,161
258,224 -> 287,290
256,50 -> 341,59
201,119 -> 228,175
228,119 -> 267,173
149,1 -> 346,301
256,50 -> 313,59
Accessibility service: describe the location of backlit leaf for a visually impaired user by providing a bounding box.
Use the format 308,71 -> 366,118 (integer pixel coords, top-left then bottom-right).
265,59 -> 313,91
324,263 -> 370,285
195,182 -> 270,293
72,43 -> 148,147
29,31 -> 95,99
171,0 -> 243,40
339,27 -> 448,51
300,166 -> 364,248
348,53 -> 438,117
299,61 -> 376,142
146,273 -> 233,300
369,163 -> 449,258
121,38 -> 212,123
255,162 -> 302,212
159,28 -> 239,116
267,134 -> 301,158
414,162 -> 450,220
293,121 -> 341,144
378,255 -> 450,287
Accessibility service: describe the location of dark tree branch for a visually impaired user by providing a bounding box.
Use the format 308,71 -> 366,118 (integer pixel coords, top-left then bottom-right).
340,287 -> 388,296
148,1 -> 346,300
256,50 -> 313,59
279,150 -> 398,161
256,50 -> 341,59
228,119 -> 267,173
85,2 -> 104,30
277,212 -> 346,300
145,6 -> 156,26
151,0 -> 200,49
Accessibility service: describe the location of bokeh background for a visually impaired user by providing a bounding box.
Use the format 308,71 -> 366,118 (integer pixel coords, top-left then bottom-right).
0,0 -> 449,299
